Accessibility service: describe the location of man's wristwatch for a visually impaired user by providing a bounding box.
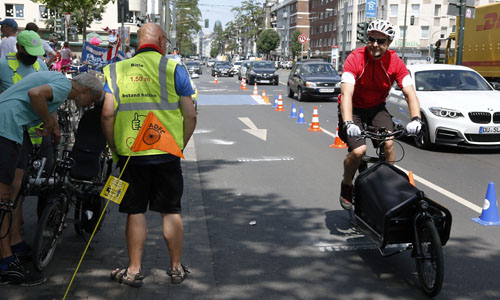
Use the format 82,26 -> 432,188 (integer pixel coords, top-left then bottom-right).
343,120 -> 354,126
411,116 -> 422,123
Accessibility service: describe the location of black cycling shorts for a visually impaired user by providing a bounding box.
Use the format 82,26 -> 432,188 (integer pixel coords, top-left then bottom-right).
117,159 -> 184,214
338,103 -> 394,152
0,136 -> 22,185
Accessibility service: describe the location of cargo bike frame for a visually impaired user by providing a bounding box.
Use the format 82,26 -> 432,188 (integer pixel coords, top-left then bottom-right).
350,125 -> 452,297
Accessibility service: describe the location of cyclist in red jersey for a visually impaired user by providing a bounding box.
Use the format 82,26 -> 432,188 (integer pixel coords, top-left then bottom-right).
338,19 -> 422,210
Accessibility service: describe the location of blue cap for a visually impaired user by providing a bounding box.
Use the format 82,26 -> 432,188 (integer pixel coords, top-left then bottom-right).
0,18 -> 18,30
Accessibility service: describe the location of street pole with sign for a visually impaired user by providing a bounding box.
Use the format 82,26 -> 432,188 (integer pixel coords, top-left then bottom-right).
298,34 -> 307,61
447,0 -> 475,65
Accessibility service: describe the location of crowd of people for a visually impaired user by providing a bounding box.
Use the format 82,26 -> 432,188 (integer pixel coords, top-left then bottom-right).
0,18 -> 196,289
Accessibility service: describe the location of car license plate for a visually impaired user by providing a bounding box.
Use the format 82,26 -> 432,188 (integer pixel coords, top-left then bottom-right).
260,80 -> 270,83
319,88 -> 335,93
479,126 -> 500,134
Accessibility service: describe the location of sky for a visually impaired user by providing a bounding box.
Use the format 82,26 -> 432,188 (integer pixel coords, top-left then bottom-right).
198,0 -> 241,34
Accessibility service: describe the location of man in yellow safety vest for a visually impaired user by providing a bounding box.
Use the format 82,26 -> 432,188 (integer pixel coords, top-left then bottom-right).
102,23 -> 196,287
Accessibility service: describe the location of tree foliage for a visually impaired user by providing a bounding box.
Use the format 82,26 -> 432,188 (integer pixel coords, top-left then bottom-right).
231,0 -> 265,52
175,0 -> 202,55
290,29 -> 303,59
34,0 -> 112,42
257,29 -> 280,57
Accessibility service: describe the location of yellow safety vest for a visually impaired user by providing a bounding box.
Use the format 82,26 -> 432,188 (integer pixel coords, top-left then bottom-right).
7,52 -> 43,145
103,51 -> 183,156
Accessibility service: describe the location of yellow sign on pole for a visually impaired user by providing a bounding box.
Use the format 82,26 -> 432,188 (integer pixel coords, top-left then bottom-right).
100,175 -> 129,204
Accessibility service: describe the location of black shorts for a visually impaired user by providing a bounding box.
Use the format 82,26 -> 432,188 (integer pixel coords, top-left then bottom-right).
0,136 -> 22,185
117,159 -> 183,214
338,103 -> 394,152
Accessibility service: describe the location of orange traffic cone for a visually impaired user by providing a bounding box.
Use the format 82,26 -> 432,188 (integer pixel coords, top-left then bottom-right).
275,93 -> 285,111
241,78 -> 247,90
262,90 -> 269,103
214,73 -> 219,84
408,171 -> 415,186
240,78 -> 245,90
308,106 -> 323,132
253,83 -> 259,96
330,126 -> 347,148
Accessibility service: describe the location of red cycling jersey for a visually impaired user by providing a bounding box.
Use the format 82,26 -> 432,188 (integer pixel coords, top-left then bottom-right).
342,47 -> 409,109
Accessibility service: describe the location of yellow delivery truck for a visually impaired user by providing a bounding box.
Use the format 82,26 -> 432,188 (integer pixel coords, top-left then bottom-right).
445,2 -> 500,84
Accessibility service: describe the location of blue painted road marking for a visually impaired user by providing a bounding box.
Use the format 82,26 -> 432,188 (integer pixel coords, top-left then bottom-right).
198,95 -> 264,105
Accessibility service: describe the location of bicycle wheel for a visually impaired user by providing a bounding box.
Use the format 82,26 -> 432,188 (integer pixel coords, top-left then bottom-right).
415,218 -> 444,297
33,198 -> 63,271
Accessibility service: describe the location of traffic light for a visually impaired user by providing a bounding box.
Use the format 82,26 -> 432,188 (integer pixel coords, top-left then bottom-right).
356,22 -> 368,43
434,40 -> 441,64
410,15 -> 415,25
117,0 -> 130,23
205,19 -> 209,28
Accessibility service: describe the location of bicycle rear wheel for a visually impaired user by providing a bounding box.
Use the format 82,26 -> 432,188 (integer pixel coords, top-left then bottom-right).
33,198 -> 63,271
415,218 -> 444,297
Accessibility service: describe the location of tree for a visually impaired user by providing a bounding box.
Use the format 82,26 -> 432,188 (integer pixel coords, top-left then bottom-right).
257,29 -> 280,58
231,0 -> 265,55
176,0 -> 202,55
290,29 -> 302,59
210,44 -> 219,58
34,0 -> 112,43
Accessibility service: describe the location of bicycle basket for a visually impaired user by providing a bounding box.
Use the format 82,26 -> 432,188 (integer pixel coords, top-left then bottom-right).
354,162 -> 420,235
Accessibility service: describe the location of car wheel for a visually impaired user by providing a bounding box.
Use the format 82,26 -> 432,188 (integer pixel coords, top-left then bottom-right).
287,85 -> 294,98
414,115 -> 433,150
297,87 -> 304,102
274,78 -> 279,85
238,75 -> 241,80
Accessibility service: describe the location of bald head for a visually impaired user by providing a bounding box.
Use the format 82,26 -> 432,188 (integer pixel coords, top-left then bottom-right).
138,23 -> 168,55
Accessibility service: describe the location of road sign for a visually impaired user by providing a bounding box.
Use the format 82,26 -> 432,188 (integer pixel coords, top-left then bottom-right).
366,0 -> 377,18
298,34 -> 307,44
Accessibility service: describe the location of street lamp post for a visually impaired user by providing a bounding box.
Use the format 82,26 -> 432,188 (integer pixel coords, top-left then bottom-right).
172,0 -> 177,50
340,1 -> 348,69
401,0 -> 409,62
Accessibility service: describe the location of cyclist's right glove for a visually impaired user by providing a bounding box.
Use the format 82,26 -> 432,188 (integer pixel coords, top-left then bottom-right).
344,121 -> 361,138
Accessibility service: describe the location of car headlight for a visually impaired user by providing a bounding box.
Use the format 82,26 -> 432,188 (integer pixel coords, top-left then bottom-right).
250,71 -> 256,75
305,82 -> 317,87
335,82 -> 341,88
429,107 -> 464,118
274,71 -> 279,76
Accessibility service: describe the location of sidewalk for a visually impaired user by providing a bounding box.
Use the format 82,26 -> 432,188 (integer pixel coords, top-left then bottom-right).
2,140 -> 218,300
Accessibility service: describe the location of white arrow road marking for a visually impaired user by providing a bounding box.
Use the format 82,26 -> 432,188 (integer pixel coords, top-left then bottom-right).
238,117 -> 267,141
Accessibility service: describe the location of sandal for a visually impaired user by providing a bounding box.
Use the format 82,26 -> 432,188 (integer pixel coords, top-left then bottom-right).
110,268 -> 144,288
167,264 -> 190,284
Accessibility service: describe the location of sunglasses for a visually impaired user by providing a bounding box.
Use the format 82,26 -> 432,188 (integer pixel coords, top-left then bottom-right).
367,36 -> 387,45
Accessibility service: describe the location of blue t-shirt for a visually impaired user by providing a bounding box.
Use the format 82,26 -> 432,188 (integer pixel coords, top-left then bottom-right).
0,71 -> 71,144
103,59 -> 194,96
0,57 -> 49,92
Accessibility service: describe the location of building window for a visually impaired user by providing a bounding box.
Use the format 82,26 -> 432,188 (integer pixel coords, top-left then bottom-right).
441,26 -> 447,38
324,24 -> 328,32
5,4 -> 24,18
399,26 -> 406,38
39,5 -> 49,19
434,5 -> 441,17
411,4 -> 420,17
390,4 -> 398,17
421,26 -> 429,38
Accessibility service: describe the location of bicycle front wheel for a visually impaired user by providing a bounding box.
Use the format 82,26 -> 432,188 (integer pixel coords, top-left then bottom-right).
33,198 -> 63,271
415,218 -> 444,297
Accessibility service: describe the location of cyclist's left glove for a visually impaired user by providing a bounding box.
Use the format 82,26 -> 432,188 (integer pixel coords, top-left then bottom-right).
406,117 -> 422,135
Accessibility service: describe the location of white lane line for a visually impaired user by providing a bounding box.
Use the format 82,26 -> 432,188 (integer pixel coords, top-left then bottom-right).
395,165 -> 482,213
251,95 -> 268,105
238,156 -> 294,162
319,127 -> 336,138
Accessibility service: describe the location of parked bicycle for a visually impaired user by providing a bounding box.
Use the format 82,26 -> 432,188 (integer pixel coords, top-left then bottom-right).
350,125 -> 452,296
32,106 -> 112,271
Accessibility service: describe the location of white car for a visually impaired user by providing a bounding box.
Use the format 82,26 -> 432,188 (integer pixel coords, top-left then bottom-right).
386,64 -> 500,149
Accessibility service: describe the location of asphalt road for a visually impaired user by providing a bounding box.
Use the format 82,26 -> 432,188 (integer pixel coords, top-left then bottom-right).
191,65 -> 500,300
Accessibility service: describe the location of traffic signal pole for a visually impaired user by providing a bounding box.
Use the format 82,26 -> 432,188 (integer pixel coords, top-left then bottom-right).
401,0 -> 408,63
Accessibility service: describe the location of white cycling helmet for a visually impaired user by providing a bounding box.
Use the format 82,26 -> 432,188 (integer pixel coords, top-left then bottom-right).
367,19 -> 395,41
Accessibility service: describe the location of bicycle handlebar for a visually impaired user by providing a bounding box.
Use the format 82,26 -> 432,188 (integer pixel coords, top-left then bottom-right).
358,125 -> 409,141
